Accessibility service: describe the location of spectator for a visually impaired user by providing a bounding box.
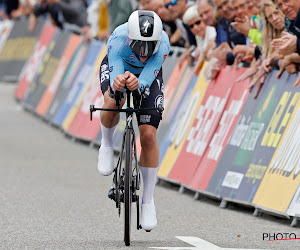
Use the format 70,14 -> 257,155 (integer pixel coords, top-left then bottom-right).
29,0 -> 92,41
235,0 -> 286,98
183,5 -> 216,54
270,0 -> 300,86
0,0 -> 7,20
231,0 -> 262,46
20,0 -> 37,17
164,0 -> 197,65
98,0 -> 133,40
197,0 -> 227,47
271,0 -> 300,56
87,0 -> 109,38
183,4 -> 217,74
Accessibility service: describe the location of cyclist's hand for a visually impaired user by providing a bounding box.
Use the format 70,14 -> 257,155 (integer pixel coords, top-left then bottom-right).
124,71 -> 139,91
113,74 -> 126,91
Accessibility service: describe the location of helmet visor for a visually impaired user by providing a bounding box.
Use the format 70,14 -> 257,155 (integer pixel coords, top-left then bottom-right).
129,40 -> 158,58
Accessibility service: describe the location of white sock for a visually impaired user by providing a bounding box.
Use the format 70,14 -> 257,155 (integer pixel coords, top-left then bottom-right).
140,166 -> 158,204
100,124 -> 117,148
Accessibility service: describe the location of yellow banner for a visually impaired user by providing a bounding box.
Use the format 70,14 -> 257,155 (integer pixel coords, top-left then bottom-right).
253,97 -> 300,212
158,62 -> 209,178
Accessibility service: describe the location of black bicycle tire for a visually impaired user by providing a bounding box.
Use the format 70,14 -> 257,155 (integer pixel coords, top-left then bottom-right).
124,130 -> 132,246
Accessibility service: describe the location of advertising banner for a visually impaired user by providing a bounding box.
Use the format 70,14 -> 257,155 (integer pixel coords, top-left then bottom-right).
45,43 -> 89,122
66,72 -> 103,141
157,69 -> 196,163
62,44 -> 106,132
157,62 -> 209,179
287,184 -> 300,217
35,34 -> 83,116
0,18 -> 44,82
135,63 -> 192,159
24,31 -> 71,109
0,20 -> 13,53
167,66 -> 235,184
52,41 -> 102,127
206,71 -> 300,203
188,68 -> 250,190
15,23 -> 57,100
253,95 -> 300,214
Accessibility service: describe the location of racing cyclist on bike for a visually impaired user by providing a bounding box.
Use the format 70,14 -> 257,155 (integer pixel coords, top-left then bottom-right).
98,10 -> 170,231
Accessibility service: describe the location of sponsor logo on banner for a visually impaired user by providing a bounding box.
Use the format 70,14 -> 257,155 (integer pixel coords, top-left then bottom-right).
208,90 -> 248,161
186,93 -> 229,156
222,171 -> 244,189
268,106 -> 300,179
175,91 -> 200,147
260,92 -> 299,148
245,162 -> 267,184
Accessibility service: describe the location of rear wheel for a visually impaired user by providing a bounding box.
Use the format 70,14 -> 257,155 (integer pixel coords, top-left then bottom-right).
124,130 -> 133,246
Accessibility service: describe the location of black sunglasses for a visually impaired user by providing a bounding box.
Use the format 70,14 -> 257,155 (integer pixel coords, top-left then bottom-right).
164,0 -> 178,8
189,20 -> 201,29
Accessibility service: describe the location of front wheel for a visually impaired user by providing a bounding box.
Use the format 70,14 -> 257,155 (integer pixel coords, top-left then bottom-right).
124,130 -> 133,246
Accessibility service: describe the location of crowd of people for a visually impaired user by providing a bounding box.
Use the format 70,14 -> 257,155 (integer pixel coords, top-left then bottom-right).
0,0 -> 299,94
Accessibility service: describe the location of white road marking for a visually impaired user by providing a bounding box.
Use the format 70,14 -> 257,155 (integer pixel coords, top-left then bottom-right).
150,236 -> 265,250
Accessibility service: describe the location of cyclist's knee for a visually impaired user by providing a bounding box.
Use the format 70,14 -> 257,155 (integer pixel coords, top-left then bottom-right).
140,126 -> 157,149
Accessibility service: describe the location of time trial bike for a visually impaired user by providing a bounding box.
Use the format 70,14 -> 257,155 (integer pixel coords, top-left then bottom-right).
90,88 -> 163,246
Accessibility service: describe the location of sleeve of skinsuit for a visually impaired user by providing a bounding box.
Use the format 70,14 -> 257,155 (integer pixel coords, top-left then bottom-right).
138,31 -> 170,91
106,24 -> 127,88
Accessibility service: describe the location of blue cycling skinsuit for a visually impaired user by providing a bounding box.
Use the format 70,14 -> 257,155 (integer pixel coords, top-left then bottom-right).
99,23 -> 170,128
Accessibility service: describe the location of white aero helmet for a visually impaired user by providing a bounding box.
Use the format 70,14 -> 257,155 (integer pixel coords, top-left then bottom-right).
128,10 -> 163,58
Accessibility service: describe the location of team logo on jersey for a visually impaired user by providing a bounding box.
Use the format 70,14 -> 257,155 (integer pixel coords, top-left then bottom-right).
163,54 -> 168,62
155,95 -> 164,110
129,54 -> 135,59
109,66 -> 113,72
154,70 -> 159,77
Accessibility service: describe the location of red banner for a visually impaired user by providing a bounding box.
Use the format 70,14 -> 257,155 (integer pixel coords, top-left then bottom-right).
189,68 -> 250,190
66,74 -> 103,141
167,66 -> 238,184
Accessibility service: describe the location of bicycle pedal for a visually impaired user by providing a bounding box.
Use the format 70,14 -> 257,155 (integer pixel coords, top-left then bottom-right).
108,187 -> 116,201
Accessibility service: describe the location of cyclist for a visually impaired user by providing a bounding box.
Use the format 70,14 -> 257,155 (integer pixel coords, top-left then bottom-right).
98,10 -> 170,231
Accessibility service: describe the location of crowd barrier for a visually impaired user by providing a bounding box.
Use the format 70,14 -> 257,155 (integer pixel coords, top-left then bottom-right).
1,19 -> 299,227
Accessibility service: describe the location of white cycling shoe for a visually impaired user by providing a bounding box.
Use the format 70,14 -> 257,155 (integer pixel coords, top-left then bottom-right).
140,201 -> 157,231
97,146 -> 114,176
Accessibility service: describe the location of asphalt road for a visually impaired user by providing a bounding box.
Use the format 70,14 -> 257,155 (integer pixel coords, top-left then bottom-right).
1,82 -> 300,250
